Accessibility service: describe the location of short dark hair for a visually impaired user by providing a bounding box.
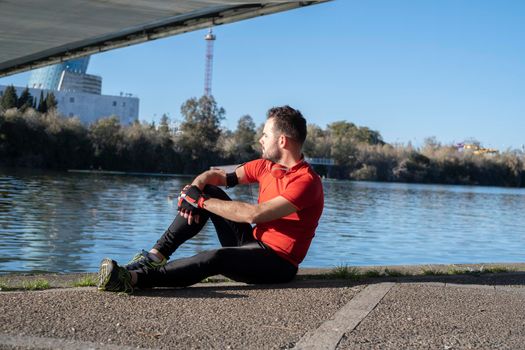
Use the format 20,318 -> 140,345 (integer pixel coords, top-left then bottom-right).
267,105 -> 307,144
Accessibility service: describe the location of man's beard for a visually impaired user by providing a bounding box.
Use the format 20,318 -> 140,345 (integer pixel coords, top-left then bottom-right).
262,146 -> 282,163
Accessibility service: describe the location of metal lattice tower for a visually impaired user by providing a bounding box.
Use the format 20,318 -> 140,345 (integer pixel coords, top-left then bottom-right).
204,28 -> 216,97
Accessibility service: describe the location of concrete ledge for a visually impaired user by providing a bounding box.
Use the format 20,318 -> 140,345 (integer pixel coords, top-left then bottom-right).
298,262 -> 525,277
1,263 -> 524,291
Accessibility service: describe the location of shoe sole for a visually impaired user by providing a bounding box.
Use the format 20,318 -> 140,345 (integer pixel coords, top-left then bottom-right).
97,258 -> 114,291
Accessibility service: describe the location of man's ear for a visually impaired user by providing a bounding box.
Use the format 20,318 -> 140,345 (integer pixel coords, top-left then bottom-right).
278,134 -> 287,148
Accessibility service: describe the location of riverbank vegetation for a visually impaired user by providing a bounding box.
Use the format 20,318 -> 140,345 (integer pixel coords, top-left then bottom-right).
1,88 -> 523,187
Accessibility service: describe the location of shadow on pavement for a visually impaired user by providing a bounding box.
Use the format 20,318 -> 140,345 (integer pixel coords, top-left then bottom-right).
133,279 -> 362,298
134,272 -> 525,298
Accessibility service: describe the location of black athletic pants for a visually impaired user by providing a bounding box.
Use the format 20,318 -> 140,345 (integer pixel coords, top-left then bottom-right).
134,185 -> 297,288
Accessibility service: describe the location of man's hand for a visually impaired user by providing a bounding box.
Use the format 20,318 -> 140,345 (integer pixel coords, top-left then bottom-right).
182,185 -> 209,208
177,185 -> 199,224
177,185 -> 209,225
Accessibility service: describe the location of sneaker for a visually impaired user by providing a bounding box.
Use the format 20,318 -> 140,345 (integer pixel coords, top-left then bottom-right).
124,250 -> 167,271
97,258 -> 134,294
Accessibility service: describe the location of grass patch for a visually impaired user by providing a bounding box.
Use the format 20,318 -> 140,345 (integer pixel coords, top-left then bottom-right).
447,267 -> 468,275
302,266 -> 412,280
362,269 -> 383,278
302,263 -> 518,282
72,275 -> 97,287
22,279 -> 50,290
324,266 -> 396,280
450,265 -> 513,275
421,270 -> 447,276
421,265 -> 515,277
481,266 -> 512,274
0,280 -> 14,291
383,268 -> 409,277
201,277 -> 233,283
328,265 -> 362,280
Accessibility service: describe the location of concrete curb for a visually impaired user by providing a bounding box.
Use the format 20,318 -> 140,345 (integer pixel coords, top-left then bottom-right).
1,262 -> 524,291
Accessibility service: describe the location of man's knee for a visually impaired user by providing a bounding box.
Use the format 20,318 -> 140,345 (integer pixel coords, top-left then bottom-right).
203,184 -> 231,201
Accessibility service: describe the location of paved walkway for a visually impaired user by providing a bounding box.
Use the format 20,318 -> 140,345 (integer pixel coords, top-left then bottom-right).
1,266 -> 524,349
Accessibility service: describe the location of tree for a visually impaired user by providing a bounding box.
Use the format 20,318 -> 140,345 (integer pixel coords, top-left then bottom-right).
253,123 -> 264,154
421,136 -> 441,155
46,92 -> 58,111
0,85 -> 18,110
159,113 -> 170,134
43,110 -> 93,169
355,126 -> 383,145
88,116 -> 124,169
232,115 -> 257,162
303,123 -> 330,158
17,88 -> 34,111
177,95 -> 225,171
327,121 -> 358,167
37,91 -> 47,113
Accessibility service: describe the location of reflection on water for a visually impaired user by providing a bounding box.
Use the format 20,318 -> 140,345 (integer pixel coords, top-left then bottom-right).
1,168 -> 524,273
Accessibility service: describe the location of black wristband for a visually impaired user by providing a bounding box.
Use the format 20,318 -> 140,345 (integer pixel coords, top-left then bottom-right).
226,172 -> 239,188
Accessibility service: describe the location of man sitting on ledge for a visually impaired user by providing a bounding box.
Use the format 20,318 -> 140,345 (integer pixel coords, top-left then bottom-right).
97,105 -> 324,293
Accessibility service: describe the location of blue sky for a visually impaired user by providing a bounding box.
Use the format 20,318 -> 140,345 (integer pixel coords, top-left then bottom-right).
1,0 -> 524,150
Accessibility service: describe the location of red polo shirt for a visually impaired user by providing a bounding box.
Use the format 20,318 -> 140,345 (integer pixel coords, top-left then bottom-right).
243,158 -> 324,266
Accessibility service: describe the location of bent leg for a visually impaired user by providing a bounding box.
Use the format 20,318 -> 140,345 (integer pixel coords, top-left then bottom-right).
204,185 -> 254,247
152,211 -> 208,259
152,185 -> 252,258
135,242 -> 297,288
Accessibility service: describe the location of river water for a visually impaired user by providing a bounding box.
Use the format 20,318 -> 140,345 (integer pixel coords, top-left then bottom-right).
1,168 -> 524,273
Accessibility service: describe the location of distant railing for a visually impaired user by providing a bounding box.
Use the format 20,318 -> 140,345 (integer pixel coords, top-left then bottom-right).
305,157 -> 336,166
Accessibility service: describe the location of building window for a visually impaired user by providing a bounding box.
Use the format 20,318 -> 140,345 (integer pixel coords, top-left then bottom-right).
70,97 -> 75,103
122,102 -> 126,107
112,101 -> 117,107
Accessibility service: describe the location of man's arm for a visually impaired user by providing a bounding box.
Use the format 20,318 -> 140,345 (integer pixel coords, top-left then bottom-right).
202,195 -> 297,224
191,169 -> 226,189
191,164 -> 250,189
181,164 -> 254,225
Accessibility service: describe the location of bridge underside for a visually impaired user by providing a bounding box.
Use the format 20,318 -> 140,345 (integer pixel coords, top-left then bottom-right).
0,0 -> 328,78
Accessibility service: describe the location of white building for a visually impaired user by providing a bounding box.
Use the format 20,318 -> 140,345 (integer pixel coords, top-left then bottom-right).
0,85 -> 139,125
58,71 -> 102,95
